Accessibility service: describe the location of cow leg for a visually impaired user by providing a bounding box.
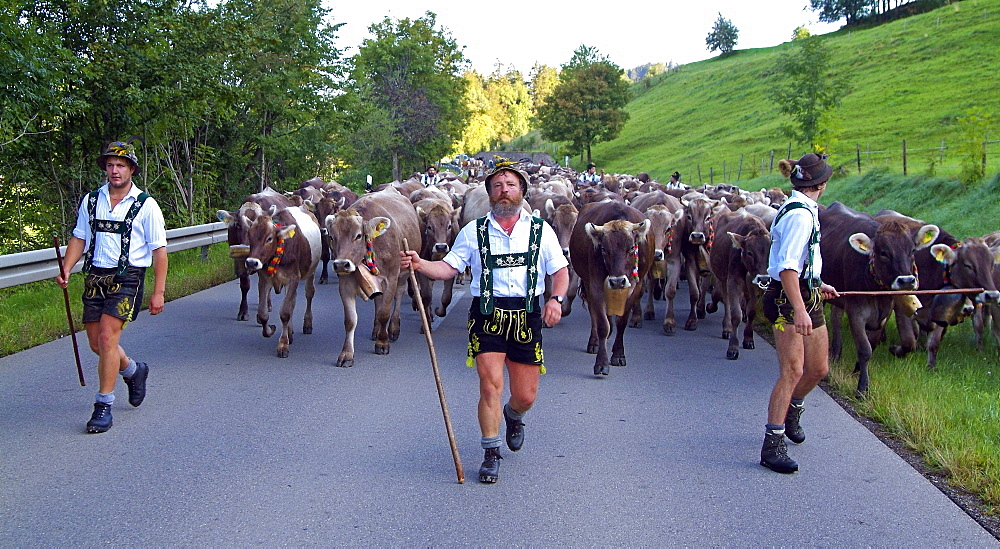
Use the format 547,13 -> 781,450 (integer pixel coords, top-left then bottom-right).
846,306 -> 874,394
318,234 -> 330,284
236,260 -> 251,321
276,278 -> 299,358
628,282 -> 644,329
588,297 -> 611,376
926,324 -> 946,369
828,305 -> 844,361
302,270 -> 315,335
372,281 -> 396,354
724,282 -> 741,360
337,283 -> 358,367
684,260 -> 700,331
662,259 -> 682,335
611,303 -> 634,367
388,277 -> 404,343
435,276 -> 455,318
990,305 -> 1000,352
418,274 -> 434,332
256,274 -> 276,338
643,275 -> 656,320
742,290 -> 759,351
973,304 -> 987,352
890,303 -> 918,358
563,268 -> 579,317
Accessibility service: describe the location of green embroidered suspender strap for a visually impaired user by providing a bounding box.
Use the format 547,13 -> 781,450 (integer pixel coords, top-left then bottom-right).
83,190 -> 150,275
772,200 -> 821,288
476,216 -> 545,315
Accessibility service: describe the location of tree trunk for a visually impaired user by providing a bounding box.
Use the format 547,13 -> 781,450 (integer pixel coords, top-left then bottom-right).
392,152 -> 400,181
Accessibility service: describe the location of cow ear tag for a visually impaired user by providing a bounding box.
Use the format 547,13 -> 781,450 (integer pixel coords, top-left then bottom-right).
287,228 -> 296,239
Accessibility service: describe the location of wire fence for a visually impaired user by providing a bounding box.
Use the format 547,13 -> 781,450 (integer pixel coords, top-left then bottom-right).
693,138 -> 1000,185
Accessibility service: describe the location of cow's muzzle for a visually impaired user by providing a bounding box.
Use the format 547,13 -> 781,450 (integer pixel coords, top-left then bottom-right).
978,290 -> 1000,305
891,275 -> 917,291
689,232 -> 706,245
605,275 -> 632,291
333,259 -> 356,274
245,257 -> 263,273
562,247 -> 571,259
434,243 -> 450,254
653,249 -> 664,262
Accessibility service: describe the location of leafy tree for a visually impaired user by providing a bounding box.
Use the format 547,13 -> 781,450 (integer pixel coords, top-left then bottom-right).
792,26 -> 811,40
345,12 -> 469,182
485,67 -> 531,143
809,0 -> 874,26
705,13 -> 739,55
453,71 -> 497,156
528,63 -> 559,117
956,109 -> 994,184
536,45 -> 630,164
768,36 -> 849,149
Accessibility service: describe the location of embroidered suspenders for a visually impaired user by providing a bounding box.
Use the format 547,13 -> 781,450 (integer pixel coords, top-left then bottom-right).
476,215 -> 545,315
83,190 -> 150,275
772,200 -> 821,288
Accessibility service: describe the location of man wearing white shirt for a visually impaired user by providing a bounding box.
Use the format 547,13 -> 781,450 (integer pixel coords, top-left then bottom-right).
401,165 -> 569,483
759,153 -> 838,473
56,139 -> 168,434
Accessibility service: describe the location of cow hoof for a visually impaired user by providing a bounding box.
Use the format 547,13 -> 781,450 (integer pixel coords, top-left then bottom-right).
277,348 -> 289,358
726,350 -> 739,360
628,319 -> 642,328
594,364 -> 610,376
336,358 -> 354,368
587,344 -> 599,354
611,357 -> 626,367
262,324 -> 276,338
644,311 -> 655,321
697,310 -> 706,320
743,341 -> 755,350
721,331 -> 731,340
318,277 -> 327,285
663,325 -> 675,336
684,322 -> 697,331
374,343 -> 390,355
435,307 -> 447,317
237,313 -> 249,321
707,303 -> 718,314
302,326 -> 312,335
889,345 -> 908,358
389,331 -> 400,342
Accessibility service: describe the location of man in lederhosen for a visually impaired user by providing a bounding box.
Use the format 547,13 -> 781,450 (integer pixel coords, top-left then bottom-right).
759,153 -> 838,473
56,139 -> 168,434
401,164 -> 569,484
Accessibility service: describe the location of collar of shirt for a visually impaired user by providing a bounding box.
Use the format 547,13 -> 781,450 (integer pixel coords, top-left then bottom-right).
487,208 -> 528,234
787,189 -> 818,209
99,182 -> 143,207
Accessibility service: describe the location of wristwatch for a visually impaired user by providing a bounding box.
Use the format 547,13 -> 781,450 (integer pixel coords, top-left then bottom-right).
549,295 -> 564,304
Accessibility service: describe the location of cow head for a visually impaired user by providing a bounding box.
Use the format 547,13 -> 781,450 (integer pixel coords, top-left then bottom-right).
314,196 -> 348,236
546,200 -> 579,259
729,227 -> 772,288
680,197 -> 724,247
585,219 -> 651,290
416,202 -> 458,260
326,209 -> 391,275
930,237 -> 1000,304
244,215 -> 297,274
848,221 -> 939,291
644,205 -> 683,267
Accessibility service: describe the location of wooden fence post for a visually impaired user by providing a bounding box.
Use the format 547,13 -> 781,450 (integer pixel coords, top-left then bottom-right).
903,139 -> 908,176
769,150 -> 775,173
722,161 -> 726,181
787,142 -> 792,160
856,144 -> 861,174
697,165 -> 702,184
940,139 -> 945,165
737,154 -> 744,181
709,167 -> 714,185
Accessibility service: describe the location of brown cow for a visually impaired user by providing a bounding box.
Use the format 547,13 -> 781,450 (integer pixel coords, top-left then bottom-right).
569,201 -> 653,376
629,192 -> 684,323
536,197 -> 581,316
312,187 -> 360,284
974,230 -> 1000,351
875,211 -> 1000,368
413,197 -> 461,324
708,209 -> 771,360
326,191 -> 421,367
667,195 -> 725,334
243,206 -> 322,358
820,202 -> 939,393
217,187 -> 292,321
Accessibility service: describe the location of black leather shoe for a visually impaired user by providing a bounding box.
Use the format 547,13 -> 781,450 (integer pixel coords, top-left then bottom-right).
504,405 -> 525,452
760,431 -> 798,474
784,403 -> 805,444
478,447 -> 503,483
87,403 -> 113,433
125,362 -> 148,407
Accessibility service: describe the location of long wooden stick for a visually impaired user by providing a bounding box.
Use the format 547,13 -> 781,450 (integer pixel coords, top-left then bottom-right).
53,236 -> 86,386
403,239 -> 464,484
837,288 -> 985,297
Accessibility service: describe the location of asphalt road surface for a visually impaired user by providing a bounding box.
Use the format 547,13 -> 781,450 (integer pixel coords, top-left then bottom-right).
1,275 -> 996,545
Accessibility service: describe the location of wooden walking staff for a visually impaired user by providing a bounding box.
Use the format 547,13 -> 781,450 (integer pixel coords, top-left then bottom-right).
836,288 -> 985,297
53,236 -> 86,386
402,238 -> 464,484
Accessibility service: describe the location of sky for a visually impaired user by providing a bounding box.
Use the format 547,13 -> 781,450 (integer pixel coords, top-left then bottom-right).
322,0 -> 843,76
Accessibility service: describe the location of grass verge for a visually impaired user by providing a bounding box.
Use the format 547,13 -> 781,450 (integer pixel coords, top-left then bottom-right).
0,243 -> 234,357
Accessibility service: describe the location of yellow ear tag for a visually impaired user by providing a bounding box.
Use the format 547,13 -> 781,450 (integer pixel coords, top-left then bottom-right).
922,232 -> 934,245
377,222 -> 387,233
287,228 -> 296,239
933,248 -> 946,263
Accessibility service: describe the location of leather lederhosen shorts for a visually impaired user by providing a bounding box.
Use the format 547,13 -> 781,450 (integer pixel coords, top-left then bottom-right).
762,279 -> 825,329
82,266 -> 146,324
467,296 -> 544,368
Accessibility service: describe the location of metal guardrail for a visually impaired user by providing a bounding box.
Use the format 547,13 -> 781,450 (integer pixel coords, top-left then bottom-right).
0,222 -> 230,289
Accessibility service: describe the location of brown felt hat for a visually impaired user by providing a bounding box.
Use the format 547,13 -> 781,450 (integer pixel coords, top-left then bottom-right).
778,153 -> 832,188
484,164 -> 529,194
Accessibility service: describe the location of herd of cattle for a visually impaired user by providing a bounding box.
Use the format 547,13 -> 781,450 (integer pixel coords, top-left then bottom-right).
216,165 -> 1000,392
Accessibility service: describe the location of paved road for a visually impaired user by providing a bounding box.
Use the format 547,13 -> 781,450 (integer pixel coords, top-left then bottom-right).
1,276 -> 995,545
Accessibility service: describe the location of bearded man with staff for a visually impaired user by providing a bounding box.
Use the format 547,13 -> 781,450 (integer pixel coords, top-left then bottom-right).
401,163 -> 569,484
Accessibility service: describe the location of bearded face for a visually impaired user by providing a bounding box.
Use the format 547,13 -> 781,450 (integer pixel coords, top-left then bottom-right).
488,171 -> 524,219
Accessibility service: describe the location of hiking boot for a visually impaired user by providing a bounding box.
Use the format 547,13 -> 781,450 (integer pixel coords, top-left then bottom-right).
86,402 -> 113,434
504,405 -> 525,452
785,403 -> 805,444
124,362 -> 148,407
478,447 -> 503,484
760,431 -> 798,474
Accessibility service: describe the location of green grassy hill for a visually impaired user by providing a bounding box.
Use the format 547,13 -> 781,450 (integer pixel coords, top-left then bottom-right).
595,0 -> 1000,184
